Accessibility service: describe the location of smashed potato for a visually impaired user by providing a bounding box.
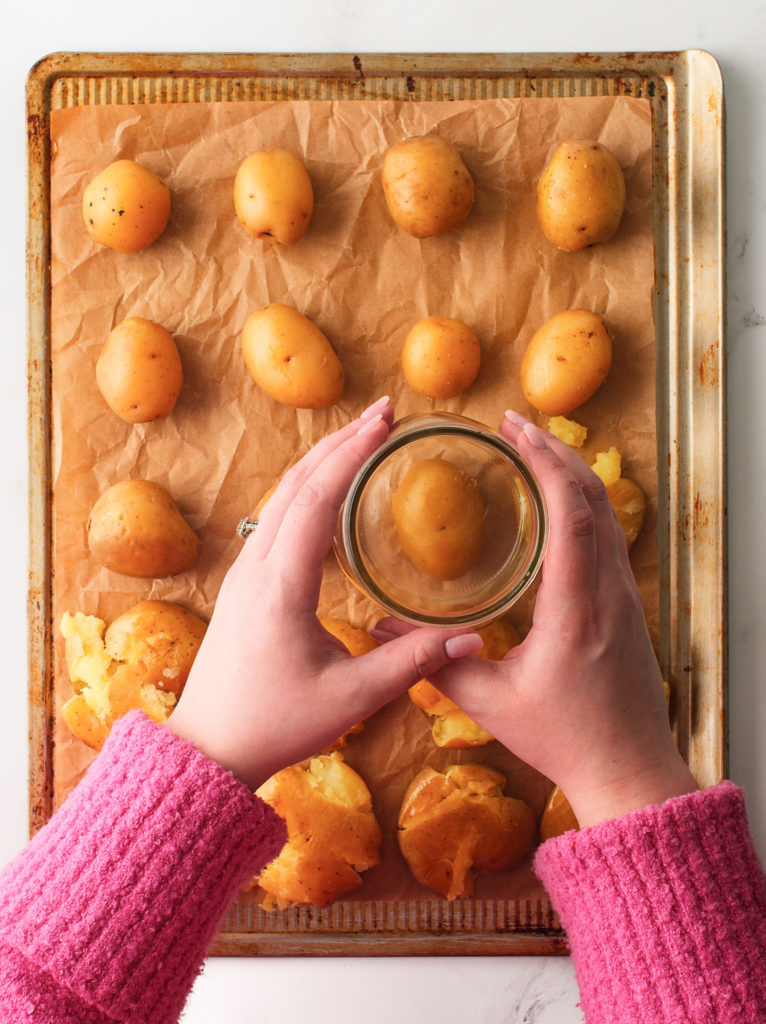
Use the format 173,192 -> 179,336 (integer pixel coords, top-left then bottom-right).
398,764 -> 536,900
547,415 -> 588,448
60,601 -> 207,750
408,618 -> 519,748
539,786 -> 579,842
591,447 -> 647,550
254,753 -> 381,909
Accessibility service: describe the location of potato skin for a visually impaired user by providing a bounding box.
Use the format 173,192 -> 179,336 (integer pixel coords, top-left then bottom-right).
392,457 -> 485,580
234,149 -> 313,245
382,136 -> 474,238
606,476 -> 647,550
241,303 -> 344,408
87,479 -> 199,578
82,159 -> 171,253
96,317 -> 183,423
104,600 -> 207,695
520,309 -> 612,416
402,317 -> 481,399
537,140 -> 625,251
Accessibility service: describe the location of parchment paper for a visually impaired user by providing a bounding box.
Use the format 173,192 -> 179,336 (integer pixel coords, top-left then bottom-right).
49,95 -> 655,907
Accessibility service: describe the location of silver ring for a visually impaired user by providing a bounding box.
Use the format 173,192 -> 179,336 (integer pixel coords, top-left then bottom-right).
236,517 -> 259,539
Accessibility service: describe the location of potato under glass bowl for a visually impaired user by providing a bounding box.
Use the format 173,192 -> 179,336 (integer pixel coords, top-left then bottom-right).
334,412 -> 548,627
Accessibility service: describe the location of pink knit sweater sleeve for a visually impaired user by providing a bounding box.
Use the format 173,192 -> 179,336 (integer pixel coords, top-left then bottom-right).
535,781 -> 766,1023
0,710 -> 287,1024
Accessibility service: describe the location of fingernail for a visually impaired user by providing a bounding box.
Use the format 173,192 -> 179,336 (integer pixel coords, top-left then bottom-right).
504,409 -> 530,427
445,632 -> 485,659
523,422 -> 549,450
370,627 -> 398,642
360,395 -> 390,420
357,412 -> 384,435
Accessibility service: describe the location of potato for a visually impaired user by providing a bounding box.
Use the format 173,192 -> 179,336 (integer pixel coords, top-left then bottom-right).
520,309 -> 612,416
392,457 -> 485,580
402,316 -> 481,398
607,477 -> 647,550
539,786 -> 579,842
87,479 -> 199,578
537,140 -> 626,251
96,317 -> 183,423
397,764 -> 536,900
234,149 -> 313,245
382,135 -> 474,238
547,415 -> 588,448
254,753 -> 381,908
241,303 -> 344,409
82,159 -> 171,253
60,601 -> 206,750
408,618 -> 518,748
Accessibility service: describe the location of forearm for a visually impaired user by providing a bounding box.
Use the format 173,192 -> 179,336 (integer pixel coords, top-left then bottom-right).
0,711 -> 286,1024
535,781 -> 766,1024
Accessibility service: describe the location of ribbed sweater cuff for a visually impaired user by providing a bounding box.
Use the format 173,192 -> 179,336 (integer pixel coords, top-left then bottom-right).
535,781 -> 766,1024
0,711 -> 286,1024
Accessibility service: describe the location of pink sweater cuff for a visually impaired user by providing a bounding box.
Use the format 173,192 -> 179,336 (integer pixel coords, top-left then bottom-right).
535,781 -> 766,1023
0,711 -> 286,1024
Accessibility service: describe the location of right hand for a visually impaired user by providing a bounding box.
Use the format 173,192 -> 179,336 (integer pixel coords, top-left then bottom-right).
375,412 -> 698,828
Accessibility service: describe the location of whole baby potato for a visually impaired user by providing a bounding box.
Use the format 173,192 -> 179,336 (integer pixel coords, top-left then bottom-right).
82,159 -> 171,253
241,303 -> 344,408
392,457 -> 486,580
382,136 -> 474,238
234,149 -> 313,245
402,317 -> 481,399
520,309 -> 612,416
537,140 -> 626,251
87,479 -> 199,578
96,317 -> 183,423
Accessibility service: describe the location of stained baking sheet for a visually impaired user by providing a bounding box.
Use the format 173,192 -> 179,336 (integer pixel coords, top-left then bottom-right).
26,51 -> 725,956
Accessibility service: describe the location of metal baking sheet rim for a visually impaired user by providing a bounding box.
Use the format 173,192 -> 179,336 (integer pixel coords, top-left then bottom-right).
25,51 -> 726,957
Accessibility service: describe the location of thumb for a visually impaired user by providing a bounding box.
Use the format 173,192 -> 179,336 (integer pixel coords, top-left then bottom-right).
333,627 -> 485,718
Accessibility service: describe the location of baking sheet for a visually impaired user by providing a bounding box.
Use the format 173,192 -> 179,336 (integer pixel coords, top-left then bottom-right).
26,51 -> 726,956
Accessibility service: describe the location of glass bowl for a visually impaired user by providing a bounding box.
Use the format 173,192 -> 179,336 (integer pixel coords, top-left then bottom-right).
334,412 -> 548,627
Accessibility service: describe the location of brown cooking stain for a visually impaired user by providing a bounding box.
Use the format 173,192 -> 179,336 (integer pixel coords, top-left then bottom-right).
698,340 -> 720,387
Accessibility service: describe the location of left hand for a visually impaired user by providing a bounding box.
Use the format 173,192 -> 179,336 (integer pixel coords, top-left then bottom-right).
167,397 -> 484,789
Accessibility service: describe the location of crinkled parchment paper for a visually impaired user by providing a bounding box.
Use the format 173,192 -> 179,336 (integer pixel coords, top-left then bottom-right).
49,94 -> 654,907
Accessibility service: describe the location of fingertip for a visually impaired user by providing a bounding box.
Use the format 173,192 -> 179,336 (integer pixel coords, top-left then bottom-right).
445,632 -> 485,659
522,421 -> 550,450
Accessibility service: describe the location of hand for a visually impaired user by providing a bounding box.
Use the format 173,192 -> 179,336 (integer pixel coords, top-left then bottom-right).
375,412 -> 697,828
166,397 -> 484,789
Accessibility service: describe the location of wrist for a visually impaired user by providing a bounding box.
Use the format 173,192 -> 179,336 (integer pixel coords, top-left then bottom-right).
566,751 -> 699,829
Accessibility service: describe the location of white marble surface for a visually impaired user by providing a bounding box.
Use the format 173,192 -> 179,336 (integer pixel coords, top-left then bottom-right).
1,4 -> 763,1023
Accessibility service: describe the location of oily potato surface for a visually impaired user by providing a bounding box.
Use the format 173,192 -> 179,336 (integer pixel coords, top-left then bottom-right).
537,140 -> 626,251
520,309 -> 612,416
398,764 -> 536,900
87,479 -> 199,578
402,316 -> 481,399
241,303 -> 344,409
234,149 -> 313,244
392,457 -> 486,580
82,159 -> 171,253
96,317 -> 183,423
382,135 -> 474,238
